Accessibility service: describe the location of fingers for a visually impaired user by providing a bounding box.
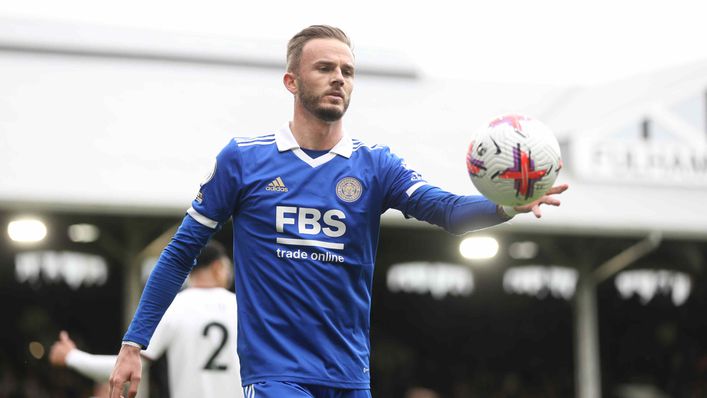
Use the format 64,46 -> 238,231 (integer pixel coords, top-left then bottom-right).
546,183 -> 569,195
127,375 -> 141,398
48,346 -> 58,365
109,377 -> 124,398
58,330 -> 76,349
109,377 -> 137,398
109,373 -> 129,398
532,204 -> 542,218
109,369 -> 140,398
49,334 -> 70,366
49,345 -> 63,366
509,183 -> 567,218
110,346 -> 142,398
543,197 -> 561,206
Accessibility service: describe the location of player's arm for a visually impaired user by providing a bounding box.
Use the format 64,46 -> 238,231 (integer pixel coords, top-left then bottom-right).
110,214 -> 213,398
63,295 -> 173,383
110,139 -> 242,398
121,215 -> 213,348
381,148 -> 567,234
400,185 -> 507,234
49,331 -> 150,382
380,147 -> 502,233
402,183 -> 566,234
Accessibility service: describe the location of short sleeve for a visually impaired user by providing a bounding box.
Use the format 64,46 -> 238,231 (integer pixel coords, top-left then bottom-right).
187,139 -> 242,229
380,147 -> 428,212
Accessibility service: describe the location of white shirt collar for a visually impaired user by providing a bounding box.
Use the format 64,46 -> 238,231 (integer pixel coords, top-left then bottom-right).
275,123 -> 353,159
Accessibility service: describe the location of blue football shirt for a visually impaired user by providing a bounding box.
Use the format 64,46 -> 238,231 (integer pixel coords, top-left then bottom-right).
125,123 -> 505,389
188,124 -> 431,388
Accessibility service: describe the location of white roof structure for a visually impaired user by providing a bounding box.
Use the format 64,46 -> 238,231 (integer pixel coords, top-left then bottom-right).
1,18 -> 706,239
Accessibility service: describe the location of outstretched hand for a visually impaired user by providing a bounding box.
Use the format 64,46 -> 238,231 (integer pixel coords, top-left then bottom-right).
49,330 -> 76,367
109,344 -> 142,398
511,183 -> 569,218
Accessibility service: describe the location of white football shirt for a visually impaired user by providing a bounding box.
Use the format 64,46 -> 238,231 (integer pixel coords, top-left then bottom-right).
142,287 -> 241,398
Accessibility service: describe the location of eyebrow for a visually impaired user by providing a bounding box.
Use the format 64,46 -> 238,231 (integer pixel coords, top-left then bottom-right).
313,60 -> 355,71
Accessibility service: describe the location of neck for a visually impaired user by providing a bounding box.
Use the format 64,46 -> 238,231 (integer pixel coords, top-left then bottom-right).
290,107 -> 343,150
188,273 -> 220,289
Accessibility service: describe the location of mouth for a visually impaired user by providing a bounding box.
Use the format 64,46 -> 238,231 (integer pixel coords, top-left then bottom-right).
325,92 -> 344,100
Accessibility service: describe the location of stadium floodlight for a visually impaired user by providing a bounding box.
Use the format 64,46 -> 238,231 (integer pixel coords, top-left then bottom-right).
459,236 -> 499,260
508,241 -> 539,259
68,223 -> 100,243
8,218 -> 47,243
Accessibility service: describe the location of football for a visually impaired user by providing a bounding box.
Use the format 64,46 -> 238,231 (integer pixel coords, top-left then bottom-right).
466,114 -> 562,206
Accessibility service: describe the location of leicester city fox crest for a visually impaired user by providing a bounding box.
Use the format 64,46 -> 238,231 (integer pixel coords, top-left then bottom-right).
335,177 -> 363,202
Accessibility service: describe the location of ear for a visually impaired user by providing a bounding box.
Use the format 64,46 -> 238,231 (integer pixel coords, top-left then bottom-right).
283,72 -> 298,95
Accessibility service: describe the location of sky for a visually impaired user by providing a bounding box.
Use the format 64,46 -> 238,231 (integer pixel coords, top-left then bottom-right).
1,0 -> 706,86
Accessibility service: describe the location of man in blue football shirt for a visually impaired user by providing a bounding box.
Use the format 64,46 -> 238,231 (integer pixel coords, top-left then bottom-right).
108,25 -> 568,398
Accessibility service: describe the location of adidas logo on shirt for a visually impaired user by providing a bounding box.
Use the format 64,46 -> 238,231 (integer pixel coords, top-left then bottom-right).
266,177 -> 289,192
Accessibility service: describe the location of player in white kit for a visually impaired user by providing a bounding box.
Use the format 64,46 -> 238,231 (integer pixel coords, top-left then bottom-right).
49,241 -> 242,398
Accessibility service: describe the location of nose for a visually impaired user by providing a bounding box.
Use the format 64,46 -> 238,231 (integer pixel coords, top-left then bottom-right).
331,67 -> 345,86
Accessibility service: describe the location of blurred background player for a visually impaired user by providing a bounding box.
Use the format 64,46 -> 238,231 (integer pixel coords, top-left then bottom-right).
49,241 -> 241,398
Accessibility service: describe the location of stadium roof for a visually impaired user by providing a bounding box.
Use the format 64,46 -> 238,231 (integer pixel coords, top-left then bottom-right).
1,18 -> 706,239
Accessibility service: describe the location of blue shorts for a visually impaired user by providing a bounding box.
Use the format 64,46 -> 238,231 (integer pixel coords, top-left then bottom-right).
243,381 -> 371,398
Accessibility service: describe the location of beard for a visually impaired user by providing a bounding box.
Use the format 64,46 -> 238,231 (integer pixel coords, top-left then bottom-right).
297,79 -> 349,122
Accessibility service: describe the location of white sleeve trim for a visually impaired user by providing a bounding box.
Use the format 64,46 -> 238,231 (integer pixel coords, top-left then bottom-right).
65,350 -> 117,382
405,181 -> 427,197
121,341 -> 142,349
187,207 -> 219,229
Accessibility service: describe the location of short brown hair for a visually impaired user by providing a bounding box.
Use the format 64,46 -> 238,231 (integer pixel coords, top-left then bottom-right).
286,25 -> 352,73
